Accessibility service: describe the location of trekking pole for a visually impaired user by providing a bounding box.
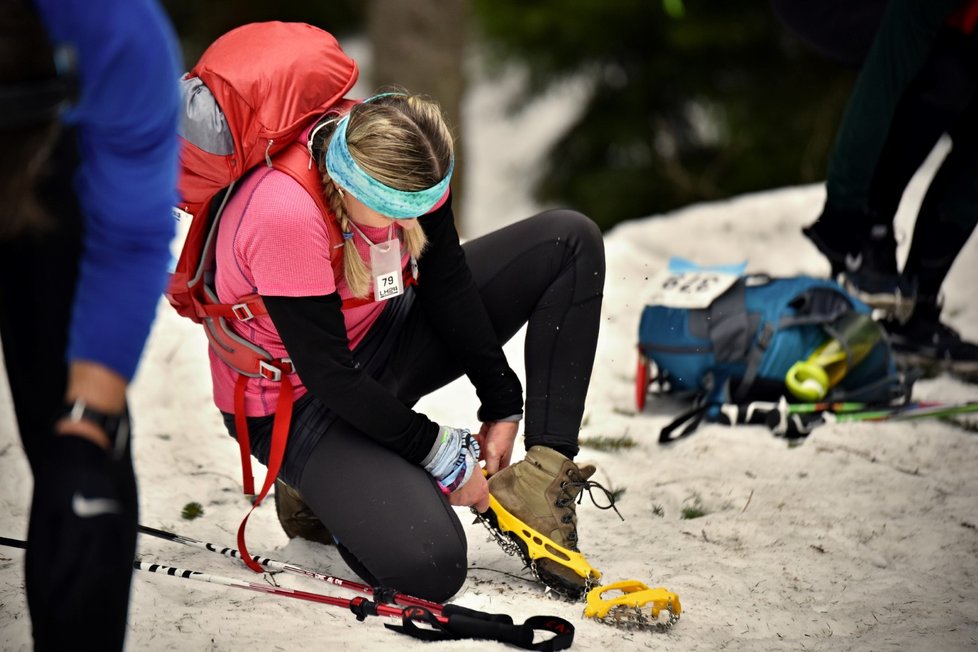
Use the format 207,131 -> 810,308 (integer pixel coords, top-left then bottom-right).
134,559 -> 576,649
141,523 -> 682,635
0,534 -> 575,650
0,535 -> 25,550
138,524 -> 442,613
714,398 -> 889,437
830,400 -> 978,423
134,558 -> 383,610
716,397 -> 978,437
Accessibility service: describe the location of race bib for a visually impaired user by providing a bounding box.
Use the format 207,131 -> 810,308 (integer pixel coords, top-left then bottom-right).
646,269 -> 739,309
370,239 -> 404,301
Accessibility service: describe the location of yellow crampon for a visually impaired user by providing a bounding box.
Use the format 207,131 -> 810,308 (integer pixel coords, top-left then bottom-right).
487,494 -> 601,583
584,580 -> 682,629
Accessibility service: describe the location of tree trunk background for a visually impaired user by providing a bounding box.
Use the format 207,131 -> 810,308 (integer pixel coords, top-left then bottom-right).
367,0 -> 470,234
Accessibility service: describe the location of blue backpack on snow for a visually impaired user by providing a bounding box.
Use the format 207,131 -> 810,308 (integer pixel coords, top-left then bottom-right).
636,265 -> 909,441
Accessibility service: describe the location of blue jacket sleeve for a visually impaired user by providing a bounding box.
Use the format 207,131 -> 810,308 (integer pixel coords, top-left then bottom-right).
34,0 -> 181,381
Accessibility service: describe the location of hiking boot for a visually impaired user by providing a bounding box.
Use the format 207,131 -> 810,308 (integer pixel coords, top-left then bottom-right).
274,479 -> 333,546
838,224 -> 916,321
484,446 -> 614,600
881,301 -> 978,382
802,213 -> 861,278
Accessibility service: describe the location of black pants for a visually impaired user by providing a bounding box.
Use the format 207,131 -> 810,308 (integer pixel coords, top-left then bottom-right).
771,0 -> 978,299
233,210 -> 605,601
0,134 -> 137,650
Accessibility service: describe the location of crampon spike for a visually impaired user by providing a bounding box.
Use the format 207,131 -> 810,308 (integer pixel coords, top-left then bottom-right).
583,580 -> 681,630
477,494 -> 601,601
489,495 -> 601,581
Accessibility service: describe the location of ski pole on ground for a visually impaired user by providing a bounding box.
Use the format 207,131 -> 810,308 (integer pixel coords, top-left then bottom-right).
0,534 -> 575,650
715,397 -> 898,437
716,397 -> 978,437
138,524 -> 444,613
134,559 -> 575,649
831,400 -> 978,423
0,535 -> 25,550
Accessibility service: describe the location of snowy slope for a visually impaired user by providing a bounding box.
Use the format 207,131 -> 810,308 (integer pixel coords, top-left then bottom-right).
1,66 -> 977,652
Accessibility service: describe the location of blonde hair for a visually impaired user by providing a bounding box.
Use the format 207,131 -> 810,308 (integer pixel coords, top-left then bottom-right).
313,92 -> 454,298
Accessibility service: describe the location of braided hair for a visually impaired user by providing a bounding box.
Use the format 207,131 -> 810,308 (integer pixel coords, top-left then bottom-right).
309,91 -> 453,298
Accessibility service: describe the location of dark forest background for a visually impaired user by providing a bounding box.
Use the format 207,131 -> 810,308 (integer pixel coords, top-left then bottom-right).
161,0 -> 857,233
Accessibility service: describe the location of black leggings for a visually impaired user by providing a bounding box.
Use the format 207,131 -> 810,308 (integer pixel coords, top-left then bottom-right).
241,210 -> 605,601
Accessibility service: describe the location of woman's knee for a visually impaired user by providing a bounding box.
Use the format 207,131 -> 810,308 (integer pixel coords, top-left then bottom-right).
535,209 -> 604,263
384,536 -> 468,602
535,209 -> 605,300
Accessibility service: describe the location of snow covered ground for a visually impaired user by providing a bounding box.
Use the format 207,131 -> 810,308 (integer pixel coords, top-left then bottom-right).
1,53 -> 977,652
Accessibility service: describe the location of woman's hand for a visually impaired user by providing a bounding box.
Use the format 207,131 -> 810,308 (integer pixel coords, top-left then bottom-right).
477,421 -> 518,476
448,466 -> 490,513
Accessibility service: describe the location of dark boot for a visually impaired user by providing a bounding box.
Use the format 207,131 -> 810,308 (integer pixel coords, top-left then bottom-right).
839,224 -> 916,321
881,298 -> 978,382
274,479 -> 333,545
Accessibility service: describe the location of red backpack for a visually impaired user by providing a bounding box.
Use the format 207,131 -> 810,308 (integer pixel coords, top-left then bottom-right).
168,21 -> 357,322
167,22 -> 358,570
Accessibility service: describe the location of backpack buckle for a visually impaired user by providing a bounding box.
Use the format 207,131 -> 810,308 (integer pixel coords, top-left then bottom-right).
258,360 -> 281,381
232,302 -> 256,321
258,358 -> 293,382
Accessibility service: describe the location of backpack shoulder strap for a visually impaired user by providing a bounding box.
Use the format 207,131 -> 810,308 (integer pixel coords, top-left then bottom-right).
273,141 -> 373,310
272,141 -> 345,281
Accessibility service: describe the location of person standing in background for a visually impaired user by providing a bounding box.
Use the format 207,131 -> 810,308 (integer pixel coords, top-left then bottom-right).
772,0 -> 978,380
0,0 -> 180,648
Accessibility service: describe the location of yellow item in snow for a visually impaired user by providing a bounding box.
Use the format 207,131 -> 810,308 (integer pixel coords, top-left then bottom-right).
785,312 -> 882,401
584,580 -> 682,628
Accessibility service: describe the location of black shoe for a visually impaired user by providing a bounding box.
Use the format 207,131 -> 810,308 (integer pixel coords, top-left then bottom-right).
881,303 -> 978,382
839,225 -> 915,320
802,215 -> 860,278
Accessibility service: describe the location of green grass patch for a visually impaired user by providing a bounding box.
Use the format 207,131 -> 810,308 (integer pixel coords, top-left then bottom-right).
680,495 -> 708,520
181,502 -> 205,521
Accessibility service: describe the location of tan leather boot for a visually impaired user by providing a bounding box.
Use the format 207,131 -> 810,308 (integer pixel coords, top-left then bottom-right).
486,446 -> 602,599
273,479 -> 333,546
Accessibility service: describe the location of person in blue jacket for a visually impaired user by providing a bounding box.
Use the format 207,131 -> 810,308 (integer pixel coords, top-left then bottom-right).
772,0 -> 978,380
0,0 -> 180,648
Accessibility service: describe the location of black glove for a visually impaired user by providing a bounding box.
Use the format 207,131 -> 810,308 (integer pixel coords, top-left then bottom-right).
25,433 -> 137,651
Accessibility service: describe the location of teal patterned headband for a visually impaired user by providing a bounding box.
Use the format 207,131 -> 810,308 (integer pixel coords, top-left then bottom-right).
324,98 -> 453,219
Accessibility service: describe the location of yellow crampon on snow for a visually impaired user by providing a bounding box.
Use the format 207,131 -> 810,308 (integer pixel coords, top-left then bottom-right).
584,580 -> 682,630
479,496 -> 682,630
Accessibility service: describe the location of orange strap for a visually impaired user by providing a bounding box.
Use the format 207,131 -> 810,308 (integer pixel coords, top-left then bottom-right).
232,368 -> 296,573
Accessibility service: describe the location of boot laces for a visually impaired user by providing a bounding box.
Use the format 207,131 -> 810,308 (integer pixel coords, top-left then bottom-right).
554,471 -> 625,544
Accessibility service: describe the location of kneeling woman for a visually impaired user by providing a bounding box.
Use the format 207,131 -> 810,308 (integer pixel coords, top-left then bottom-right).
211,92 -> 608,602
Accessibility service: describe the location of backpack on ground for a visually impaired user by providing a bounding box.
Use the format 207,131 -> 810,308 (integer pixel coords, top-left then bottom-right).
635,261 -> 910,442
166,22 -> 358,571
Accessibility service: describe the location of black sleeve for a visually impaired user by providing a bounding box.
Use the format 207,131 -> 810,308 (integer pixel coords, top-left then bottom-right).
262,292 -> 438,464
416,194 -> 524,421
